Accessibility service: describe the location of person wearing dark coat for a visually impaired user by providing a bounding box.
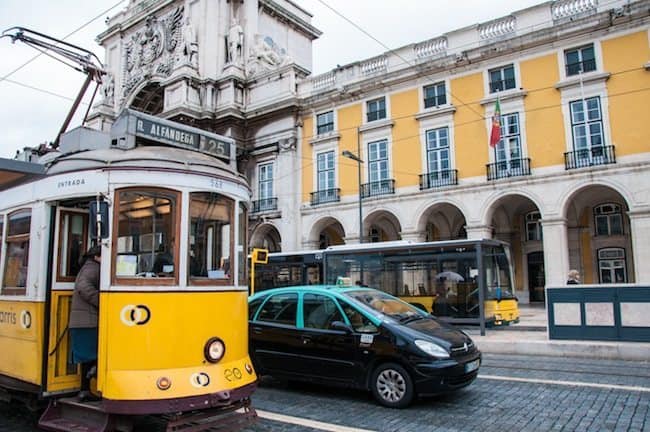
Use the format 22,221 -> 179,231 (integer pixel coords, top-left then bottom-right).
69,244 -> 101,400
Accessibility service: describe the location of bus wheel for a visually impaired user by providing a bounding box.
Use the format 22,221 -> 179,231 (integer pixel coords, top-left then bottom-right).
371,363 -> 414,408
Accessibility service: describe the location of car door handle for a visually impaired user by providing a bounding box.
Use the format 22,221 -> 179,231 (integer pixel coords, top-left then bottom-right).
252,326 -> 263,335
301,335 -> 312,344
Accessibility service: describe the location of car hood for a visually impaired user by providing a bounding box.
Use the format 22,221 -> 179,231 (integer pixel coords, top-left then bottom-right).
387,317 -> 472,348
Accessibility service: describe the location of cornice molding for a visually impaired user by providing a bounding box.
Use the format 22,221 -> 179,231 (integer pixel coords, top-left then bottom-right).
414,105 -> 457,121
555,72 -> 611,90
359,119 -> 395,134
480,89 -> 528,106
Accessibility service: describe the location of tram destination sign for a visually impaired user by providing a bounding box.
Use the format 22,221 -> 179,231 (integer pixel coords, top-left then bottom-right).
135,116 -> 231,159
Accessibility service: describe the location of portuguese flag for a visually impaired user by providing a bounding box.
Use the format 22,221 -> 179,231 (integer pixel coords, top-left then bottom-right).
489,98 -> 501,148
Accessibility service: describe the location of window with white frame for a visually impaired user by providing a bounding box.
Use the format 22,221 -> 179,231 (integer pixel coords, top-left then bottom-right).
594,203 -> 623,236
258,163 -> 274,208
570,96 -> 604,158
494,113 -> 522,171
426,127 -> 450,179
565,44 -> 596,76
598,248 -> 626,283
368,139 -> 389,185
489,64 -> 516,93
316,151 -> 336,202
424,82 -> 446,108
366,97 -> 386,122
526,211 -> 542,241
316,111 -> 334,135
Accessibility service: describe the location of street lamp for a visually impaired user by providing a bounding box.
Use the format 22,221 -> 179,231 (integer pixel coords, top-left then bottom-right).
342,148 -> 364,243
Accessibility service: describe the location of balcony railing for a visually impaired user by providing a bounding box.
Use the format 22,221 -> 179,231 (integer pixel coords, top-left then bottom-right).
486,158 -> 531,180
252,197 -> 278,213
310,188 -> 341,206
489,78 -> 516,93
564,146 -> 616,170
566,58 -> 596,76
361,179 -> 395,198
419,170 -> 458,190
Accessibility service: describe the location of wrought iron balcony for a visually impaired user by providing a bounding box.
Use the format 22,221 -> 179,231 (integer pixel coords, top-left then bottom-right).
566,58 -> 596,76
564,146 -> 616,170
419,169 -> 458,190
361,179 -> 395,198
486,158 -> 531,180
252,198 -> 278,213
310,188 -> 341,206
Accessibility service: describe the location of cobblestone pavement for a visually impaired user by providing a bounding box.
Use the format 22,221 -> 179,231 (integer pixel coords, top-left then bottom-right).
1,354 -> 648,432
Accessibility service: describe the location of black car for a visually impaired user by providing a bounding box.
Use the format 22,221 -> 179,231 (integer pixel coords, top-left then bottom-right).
248,285 -> 481,408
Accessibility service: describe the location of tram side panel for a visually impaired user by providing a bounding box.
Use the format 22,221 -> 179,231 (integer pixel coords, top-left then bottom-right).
0,301 -> 45,388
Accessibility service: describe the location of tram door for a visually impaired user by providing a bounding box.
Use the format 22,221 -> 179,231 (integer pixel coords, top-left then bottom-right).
45,207 -> 90,392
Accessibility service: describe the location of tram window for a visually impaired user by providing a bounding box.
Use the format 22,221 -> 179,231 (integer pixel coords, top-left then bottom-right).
58,212 -> 88,281
2,209 -> 31,295
188,192 -> 233,284
114,189 -> 178,283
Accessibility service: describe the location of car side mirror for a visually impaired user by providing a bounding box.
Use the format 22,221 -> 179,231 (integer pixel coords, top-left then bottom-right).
330,320 -> 353,333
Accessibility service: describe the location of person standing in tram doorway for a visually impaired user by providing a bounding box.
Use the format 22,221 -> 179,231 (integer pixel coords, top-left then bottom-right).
69,244 -> 102,401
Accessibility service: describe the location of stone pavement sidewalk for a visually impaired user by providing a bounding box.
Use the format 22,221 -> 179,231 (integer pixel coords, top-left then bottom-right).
463,304 -> 650,361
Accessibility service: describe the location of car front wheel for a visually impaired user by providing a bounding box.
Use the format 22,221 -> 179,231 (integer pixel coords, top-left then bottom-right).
370,363 -> 414,408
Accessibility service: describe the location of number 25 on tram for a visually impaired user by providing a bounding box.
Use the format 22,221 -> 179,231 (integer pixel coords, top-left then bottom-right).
0,111 -> 257,430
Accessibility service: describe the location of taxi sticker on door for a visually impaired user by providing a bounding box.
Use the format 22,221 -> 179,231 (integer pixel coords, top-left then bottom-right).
360,334 -> 374,346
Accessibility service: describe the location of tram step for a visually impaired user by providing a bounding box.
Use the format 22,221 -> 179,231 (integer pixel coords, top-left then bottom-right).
38,397 -> 131,432
164,400 -> 258,432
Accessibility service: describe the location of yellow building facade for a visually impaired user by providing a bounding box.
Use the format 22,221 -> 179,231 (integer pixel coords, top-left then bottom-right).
291,0 -> 650,302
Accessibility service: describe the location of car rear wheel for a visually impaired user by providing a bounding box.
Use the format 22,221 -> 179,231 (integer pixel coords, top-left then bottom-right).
370,363 -> 414,408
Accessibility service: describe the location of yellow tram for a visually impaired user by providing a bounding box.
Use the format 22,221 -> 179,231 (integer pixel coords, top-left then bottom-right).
0,110 -> 257,431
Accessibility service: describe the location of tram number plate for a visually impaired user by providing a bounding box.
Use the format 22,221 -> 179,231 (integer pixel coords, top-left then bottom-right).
465,359 -> 480,373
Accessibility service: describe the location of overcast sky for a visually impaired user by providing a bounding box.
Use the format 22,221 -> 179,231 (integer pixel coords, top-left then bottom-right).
0,0 -> 545,159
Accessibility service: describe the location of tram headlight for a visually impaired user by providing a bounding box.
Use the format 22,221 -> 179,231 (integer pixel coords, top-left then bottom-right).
414,340 -> 450,359
204,337 -> 226,363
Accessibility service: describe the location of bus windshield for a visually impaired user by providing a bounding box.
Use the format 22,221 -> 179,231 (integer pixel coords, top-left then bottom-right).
483,246 -> 515,300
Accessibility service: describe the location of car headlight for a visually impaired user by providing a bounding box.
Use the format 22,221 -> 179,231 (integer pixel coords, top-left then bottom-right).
204,337 -> 226,363
414,339 -> 450,359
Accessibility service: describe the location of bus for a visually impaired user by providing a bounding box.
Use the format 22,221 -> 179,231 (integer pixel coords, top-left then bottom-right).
252,239 -> 519,327
0,109 -> 257,430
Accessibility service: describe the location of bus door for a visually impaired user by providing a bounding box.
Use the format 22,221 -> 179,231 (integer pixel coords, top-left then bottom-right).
45,207 -> 90,393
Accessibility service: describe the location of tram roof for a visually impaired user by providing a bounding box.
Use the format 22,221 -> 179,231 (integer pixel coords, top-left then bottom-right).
0,157 -> 45,191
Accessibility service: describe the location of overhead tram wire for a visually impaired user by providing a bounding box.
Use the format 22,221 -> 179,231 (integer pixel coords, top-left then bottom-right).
0,0 -> 127,83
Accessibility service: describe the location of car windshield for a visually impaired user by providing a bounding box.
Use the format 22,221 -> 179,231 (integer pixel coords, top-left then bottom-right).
342,289 -> 428,322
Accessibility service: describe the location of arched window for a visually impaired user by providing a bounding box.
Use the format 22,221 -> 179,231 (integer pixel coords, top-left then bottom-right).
598,248 -> 626,283
594,203 -> 623,236
525,211 -> 542,241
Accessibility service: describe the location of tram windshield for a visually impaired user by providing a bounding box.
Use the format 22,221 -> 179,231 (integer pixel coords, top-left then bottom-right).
188,192 -> 233,283
114,189 -> 178,281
